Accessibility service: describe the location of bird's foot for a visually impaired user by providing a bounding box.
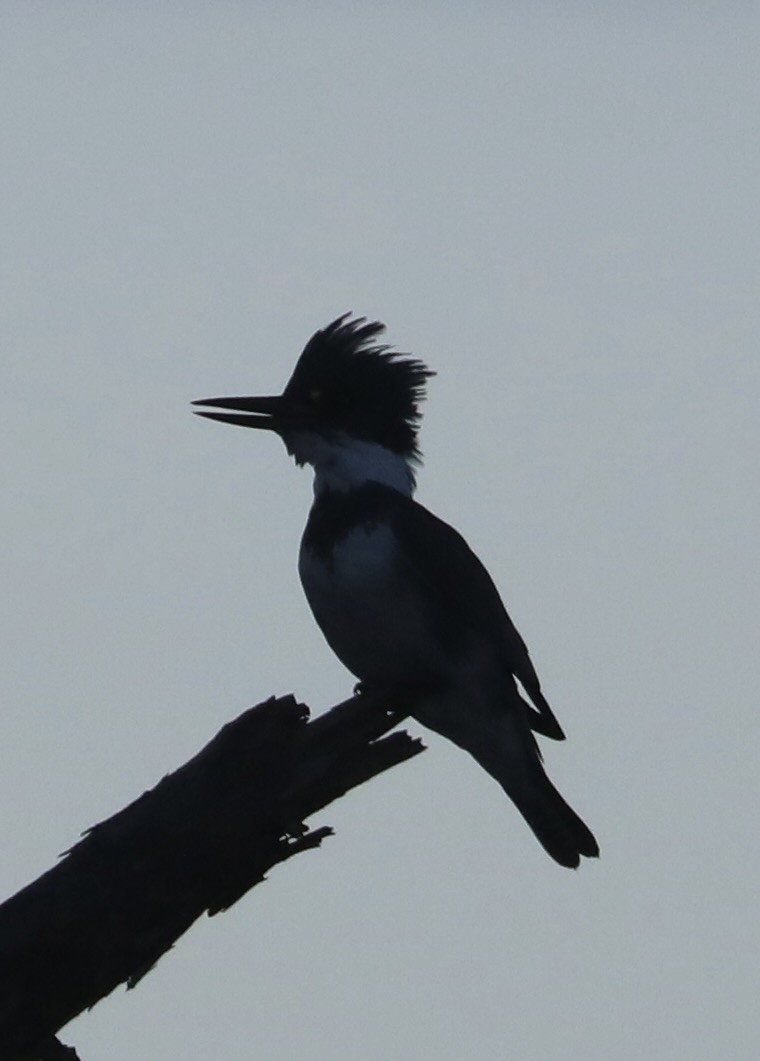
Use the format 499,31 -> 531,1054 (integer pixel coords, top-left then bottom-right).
353,678 -> 442,711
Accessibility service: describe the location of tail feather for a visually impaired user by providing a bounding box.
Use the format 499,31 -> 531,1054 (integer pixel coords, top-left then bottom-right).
504,774 -> 599,869
489,719 -> 598,868
437,705 -> 599,869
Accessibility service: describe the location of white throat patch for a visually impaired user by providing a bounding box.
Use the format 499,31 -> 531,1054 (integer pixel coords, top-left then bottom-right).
284,430 -> 416,496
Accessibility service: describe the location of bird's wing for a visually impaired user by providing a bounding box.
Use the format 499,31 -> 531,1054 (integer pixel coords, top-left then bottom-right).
389,491 -> 566,740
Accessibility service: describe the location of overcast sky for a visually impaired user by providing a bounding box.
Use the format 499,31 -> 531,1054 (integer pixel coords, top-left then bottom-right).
2,5 -> 759,1059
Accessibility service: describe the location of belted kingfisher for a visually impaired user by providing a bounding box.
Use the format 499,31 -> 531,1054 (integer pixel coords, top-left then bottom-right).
194,314 -> 598,868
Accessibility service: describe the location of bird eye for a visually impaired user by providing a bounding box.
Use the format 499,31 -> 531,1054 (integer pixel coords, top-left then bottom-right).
309,388 -> 322,403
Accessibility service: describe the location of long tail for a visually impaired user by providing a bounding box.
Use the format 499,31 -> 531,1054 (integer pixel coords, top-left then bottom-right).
438,706 -> 599,869
502,767 -> 599,869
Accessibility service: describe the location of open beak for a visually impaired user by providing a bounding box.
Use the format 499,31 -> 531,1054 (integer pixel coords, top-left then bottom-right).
192,394 -> 289,432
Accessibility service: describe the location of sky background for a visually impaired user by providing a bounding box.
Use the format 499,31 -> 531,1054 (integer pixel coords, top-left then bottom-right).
2,5 -> 759,1059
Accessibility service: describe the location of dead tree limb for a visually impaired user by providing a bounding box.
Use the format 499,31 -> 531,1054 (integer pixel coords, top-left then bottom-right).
0,692 -> 423,1061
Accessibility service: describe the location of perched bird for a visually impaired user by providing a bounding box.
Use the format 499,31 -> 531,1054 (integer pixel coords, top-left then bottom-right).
194,314 -> 598,868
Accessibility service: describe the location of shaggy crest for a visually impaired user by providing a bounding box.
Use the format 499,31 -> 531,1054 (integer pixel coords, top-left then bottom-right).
283,314 -> 434,457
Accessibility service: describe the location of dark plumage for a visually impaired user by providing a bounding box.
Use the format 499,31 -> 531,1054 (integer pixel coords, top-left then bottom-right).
303,482 -> 565,741
194,313 -> 599,868
283,314 -> 435,458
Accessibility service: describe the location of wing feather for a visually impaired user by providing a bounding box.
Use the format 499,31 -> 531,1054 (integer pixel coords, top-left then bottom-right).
389,493 -> 566,740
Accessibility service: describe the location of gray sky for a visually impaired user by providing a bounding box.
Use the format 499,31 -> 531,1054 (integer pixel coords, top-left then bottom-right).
2,5 -> 759,1059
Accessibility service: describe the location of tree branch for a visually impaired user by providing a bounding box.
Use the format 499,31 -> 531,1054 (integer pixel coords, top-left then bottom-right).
0,693 -> 423,1061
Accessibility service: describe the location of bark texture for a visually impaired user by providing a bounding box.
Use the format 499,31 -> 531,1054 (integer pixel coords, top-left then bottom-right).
0,693 -> 422,1060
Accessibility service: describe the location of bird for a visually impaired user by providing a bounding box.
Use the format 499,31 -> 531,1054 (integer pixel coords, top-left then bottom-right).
194,314 -> 599,868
